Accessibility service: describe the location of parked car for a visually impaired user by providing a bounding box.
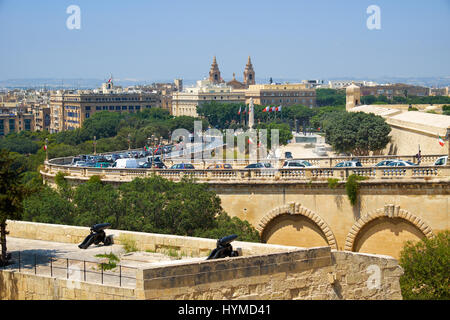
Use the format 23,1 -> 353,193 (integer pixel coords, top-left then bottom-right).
434,156 -> 448,166
387,160 -> 416,167
283,160 -> 317,169
335,160 -> 362,168
282,160 -> 306,168
73,161 -> 88,167
374,159 -> 397,167
112,158 -> 140,168
207,164 -> 233,169
169,163 -> 195,169
94,162 -> 111,168
152,162 -> 167,169
245,163 -> 267,169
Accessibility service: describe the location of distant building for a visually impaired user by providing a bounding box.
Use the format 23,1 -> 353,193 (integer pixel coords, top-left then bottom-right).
245,83 -> 316,108
430,87 -> 450,97
0,104 -> 35,136
49,80 -> 160,133
360,83 -> 430,99
172,79 -> 246,117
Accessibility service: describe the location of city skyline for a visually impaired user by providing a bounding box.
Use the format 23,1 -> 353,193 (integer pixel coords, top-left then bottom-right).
1,0 -> 449,82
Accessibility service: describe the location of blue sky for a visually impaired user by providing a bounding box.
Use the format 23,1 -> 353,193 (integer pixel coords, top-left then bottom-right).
0,0 -> 449,82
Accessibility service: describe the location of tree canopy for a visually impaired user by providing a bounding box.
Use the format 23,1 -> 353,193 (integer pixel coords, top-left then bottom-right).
23,175 -> 261,242
323,111 -> 391,156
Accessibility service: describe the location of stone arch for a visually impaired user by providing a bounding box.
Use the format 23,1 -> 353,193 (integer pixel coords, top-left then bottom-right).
344,204 -> 434,252
257,202 -> 338,250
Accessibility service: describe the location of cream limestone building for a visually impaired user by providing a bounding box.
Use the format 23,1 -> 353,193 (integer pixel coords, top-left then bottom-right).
245,83 -> 316,108
49,81 -> 160,133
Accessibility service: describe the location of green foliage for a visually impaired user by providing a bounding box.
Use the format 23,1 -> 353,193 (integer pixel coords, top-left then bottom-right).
399,231 -> 449,300
0,149 -> 28,265
95,252 -> 120,270
327,178 -> 339,189
442,105 -> 450,116
256,122 -> 293,148
315,89 -> 346,107
408,106 -> 419,111
323,112 -> 391,156
22,175 -> 261,243
118,234 -> 138,253
345,174 -> 367,206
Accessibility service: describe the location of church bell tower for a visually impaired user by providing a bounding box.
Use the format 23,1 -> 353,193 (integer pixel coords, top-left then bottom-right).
243,56 -> 255,86
209,56 -> 223,84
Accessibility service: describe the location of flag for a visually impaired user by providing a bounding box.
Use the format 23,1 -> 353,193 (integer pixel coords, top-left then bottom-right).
276,105 -> 282,112
144,145 -> 148,151
262,106 -> 270,112
438,135 -> 445,147
243,106 -> 247,114
248,137 -> 254,144
271,106 -> 276,112
238,106 -> 241,115
43,145 -> 47,151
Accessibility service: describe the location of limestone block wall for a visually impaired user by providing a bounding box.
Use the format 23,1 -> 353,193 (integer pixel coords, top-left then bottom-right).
0,271 -> 136,300
136,247 -> 403,300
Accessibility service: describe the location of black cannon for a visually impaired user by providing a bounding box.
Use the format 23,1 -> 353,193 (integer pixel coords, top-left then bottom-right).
78,223 -> 113,249
206,234 -> 240,260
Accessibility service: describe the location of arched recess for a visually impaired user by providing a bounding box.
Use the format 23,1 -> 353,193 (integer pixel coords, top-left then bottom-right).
257,202 -> 338,250
344,204 -> 434,253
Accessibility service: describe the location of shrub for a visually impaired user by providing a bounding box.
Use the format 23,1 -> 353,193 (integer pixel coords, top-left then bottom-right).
95,252 -> 120,271
345,174 -> 367,206
118,234 -> 138,253
327,178 -> 339,189
399,231 -> 449,300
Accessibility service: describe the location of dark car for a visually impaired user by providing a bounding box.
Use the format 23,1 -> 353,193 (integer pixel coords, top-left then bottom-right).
245,163 -> 265,169
169,163 -> 195,169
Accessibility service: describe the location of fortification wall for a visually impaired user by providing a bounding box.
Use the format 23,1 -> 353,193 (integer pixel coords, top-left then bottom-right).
1,221 -> 403,300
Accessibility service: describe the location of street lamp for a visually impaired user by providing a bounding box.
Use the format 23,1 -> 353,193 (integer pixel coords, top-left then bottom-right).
93,136 -> 97,155
127,133 -> 131,150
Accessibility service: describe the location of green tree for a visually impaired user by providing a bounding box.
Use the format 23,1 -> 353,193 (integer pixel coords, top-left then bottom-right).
399,231 -> 449,300
0,150 -> 26,265
324,112 -> 391,156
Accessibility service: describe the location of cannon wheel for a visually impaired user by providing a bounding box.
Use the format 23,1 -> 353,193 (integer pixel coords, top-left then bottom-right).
103,236 -> 113,246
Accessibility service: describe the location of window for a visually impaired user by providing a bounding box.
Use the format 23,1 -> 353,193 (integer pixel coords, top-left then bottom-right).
85,106 -> 91,111
9,119 -> 15,131
85,113 -> 90,118
122,106 -> 127,110
96,106 -> 101,110
0,120 -> 4,136
24,119 -> 31,131
129,106 -> 134,110
102,106 -> 107,110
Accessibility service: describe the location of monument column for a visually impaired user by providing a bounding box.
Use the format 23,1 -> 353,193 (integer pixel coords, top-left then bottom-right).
248,97 -> 255,129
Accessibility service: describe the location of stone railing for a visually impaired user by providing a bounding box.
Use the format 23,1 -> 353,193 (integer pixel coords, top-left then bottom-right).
42,161 -> 450,184
48,153 -> 446,169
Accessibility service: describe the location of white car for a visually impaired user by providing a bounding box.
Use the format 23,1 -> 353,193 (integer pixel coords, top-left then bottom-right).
434,156 -> 448,166
387,160 -> 416,167
282,160 -> 317,169
112,158 -> 140,168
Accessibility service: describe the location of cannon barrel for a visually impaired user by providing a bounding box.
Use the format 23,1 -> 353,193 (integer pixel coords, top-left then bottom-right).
91,223 -> 111,233
217,234 -> 238,247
